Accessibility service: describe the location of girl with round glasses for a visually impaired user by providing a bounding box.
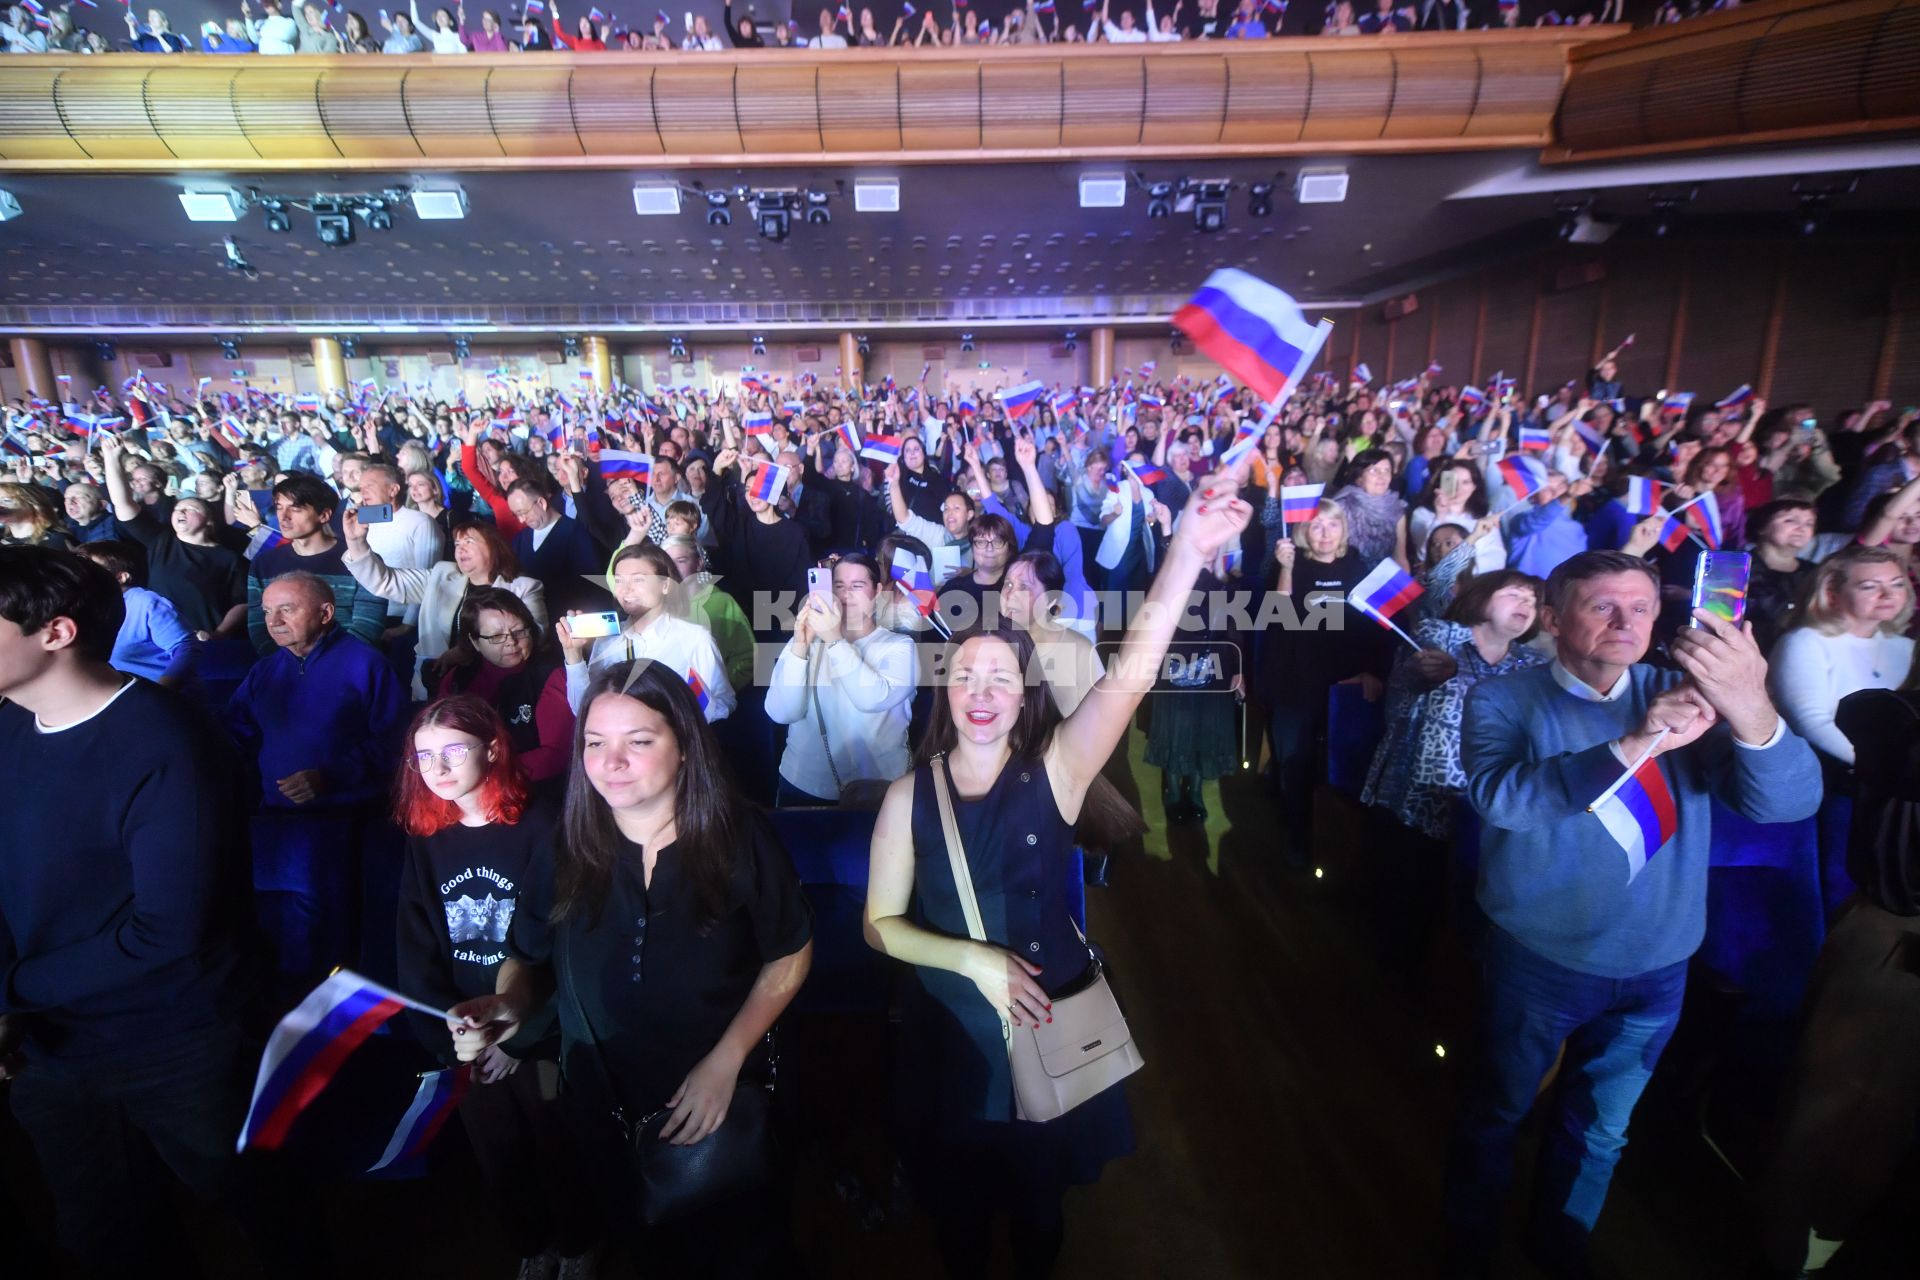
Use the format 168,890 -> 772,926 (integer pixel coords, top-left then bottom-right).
392,695 -> 597,1279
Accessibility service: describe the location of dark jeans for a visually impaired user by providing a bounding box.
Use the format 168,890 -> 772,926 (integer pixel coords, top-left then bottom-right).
460,1058 -> 599,1260
8,1024 -> 324,1279
1266,701 -> 1319,862
1442,924 -> 1688,1277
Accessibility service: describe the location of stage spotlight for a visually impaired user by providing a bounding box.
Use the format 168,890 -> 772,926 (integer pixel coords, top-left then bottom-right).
1791,175 -> 1856,237
856,334 -> 871,358
451,334 -> 471,360
705,190 -> 731,227
1248,182 -> 1274,218
338,336 -> 359,359
218,337 -> 242,361
669,335 -> 689,362
804,191 -> 831,226
315,213 -> 354,248
365,199 -> 394,232
1063,330 -> 1078,352
1146,181 -> 1175,220
751,335 -> 767,356
94,340 -> 117,363
960,333 -> 975,353
1647,186 -> 1696,239
1192,182 -> 1230,234
757,204 -> 791,243
262,199 -> 292,234
562,334 -> 580,359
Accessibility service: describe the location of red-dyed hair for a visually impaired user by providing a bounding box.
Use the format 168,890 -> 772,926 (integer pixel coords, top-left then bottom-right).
392,694 -> 530,837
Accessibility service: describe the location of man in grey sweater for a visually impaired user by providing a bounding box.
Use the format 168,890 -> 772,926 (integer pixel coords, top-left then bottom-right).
1444,550 -> 1821,1279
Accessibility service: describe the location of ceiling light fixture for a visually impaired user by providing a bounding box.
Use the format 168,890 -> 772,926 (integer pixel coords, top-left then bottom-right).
411,188 -> 468,220
179,189 -> 247,223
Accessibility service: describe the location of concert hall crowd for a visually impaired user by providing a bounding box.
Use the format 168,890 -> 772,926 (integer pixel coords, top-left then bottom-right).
1,344 -> 1915,1279
0,0 -> 1731,58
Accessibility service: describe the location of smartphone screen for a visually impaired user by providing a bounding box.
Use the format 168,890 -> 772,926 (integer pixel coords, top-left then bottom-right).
1690,551 -> 1752,629
568,610 -> 623,640
356,503 -> 394,524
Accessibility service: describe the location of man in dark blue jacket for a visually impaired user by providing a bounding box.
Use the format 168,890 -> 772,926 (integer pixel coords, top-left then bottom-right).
0,546 -> 265,1274
505,476 -> 611,616
225,571 -> 407,987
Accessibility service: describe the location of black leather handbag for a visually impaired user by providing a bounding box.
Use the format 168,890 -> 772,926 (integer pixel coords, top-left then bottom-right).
559,928 -> 775,1227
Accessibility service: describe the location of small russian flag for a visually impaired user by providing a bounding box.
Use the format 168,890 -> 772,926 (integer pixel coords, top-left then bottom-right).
860,434 -> 904,465
1496,455 -> 1545,501
295,393 -> 321,411
741,373 -> 769,395
1517,426 -> 1552,453
1660,392 -> 1695,417
1351,363 -> 1372,386
833,421 -> 861,456
368,1068 -> 471,1173
747,462 -> 789,505
1716,384 -> 1753,410
1000,380 -> 1046,420
743,411 -> 773,436
1620,476 -> 1666,517
1281,483 -> 1324,525
1572,418 -> 1607,458
1659,513 -> 1695,553
1687,492 -> 1723,550
598,450 -> 653,484
957,394 -> 979,417
239,971 -> 448,1153
686,668 -> 710,716
1349,559 -> 1424,633
1129,463 -> 1169,487
1592,753 -> 1679,883
1458,385 -> 1486,411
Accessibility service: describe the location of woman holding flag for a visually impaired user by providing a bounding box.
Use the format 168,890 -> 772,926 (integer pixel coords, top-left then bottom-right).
392,695 -> 597,1279
862,474 -> 1247,1280
447,659 -> 814,1275
1255,497 -> 1392,866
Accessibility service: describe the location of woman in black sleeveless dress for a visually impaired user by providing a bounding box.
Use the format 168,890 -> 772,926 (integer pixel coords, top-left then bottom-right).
865,476 -> 1254,1277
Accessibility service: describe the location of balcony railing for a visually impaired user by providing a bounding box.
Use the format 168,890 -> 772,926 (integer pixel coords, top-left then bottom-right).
0,33 -> 1602,171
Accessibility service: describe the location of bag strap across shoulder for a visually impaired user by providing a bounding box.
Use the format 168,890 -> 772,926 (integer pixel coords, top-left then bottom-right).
929,756 -> 1012,1047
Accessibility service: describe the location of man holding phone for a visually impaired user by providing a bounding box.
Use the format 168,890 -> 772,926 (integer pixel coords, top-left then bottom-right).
1446,551 -> 1820,1279
353,463 -> 443,633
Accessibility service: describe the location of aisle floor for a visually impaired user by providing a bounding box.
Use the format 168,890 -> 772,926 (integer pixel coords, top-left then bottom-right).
5,738 -> 1917,1278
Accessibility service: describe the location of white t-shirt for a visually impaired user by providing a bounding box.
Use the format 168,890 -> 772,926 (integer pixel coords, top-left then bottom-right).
566,614 -> 736,722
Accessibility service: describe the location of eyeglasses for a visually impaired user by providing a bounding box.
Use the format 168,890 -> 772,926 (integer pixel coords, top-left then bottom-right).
473,626 -> 531,645
408,744 -> 475,772
971,538 -> 1008,551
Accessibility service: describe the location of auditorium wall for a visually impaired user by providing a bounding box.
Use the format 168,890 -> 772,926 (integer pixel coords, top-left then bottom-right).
1,333 -> 1246,408
1337,231 -> 1920,418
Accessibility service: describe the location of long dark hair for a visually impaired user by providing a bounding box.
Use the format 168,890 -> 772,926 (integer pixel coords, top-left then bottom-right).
556,660 -> 742,927
911,625 -> 1146,848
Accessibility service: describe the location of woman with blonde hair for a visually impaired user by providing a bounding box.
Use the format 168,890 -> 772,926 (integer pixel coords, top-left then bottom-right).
1768,544 -> 1915,767
1254,497 -> 1393,865
0,482 -> 74,551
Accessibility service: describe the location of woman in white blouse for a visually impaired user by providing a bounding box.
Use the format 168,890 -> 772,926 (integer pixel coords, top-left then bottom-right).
411,0 -> 472,50
1768,545 -> 1916,766
765,554 -> 918,807
556,542 -> 734,723
341,510 -> 546,700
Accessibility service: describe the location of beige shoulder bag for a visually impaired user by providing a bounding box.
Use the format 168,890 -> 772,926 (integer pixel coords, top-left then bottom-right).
929,756 -> 1144,1124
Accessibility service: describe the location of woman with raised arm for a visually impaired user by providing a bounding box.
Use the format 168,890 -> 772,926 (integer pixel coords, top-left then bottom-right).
549,0 -> 606,48
864,476 -> 1251,1278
